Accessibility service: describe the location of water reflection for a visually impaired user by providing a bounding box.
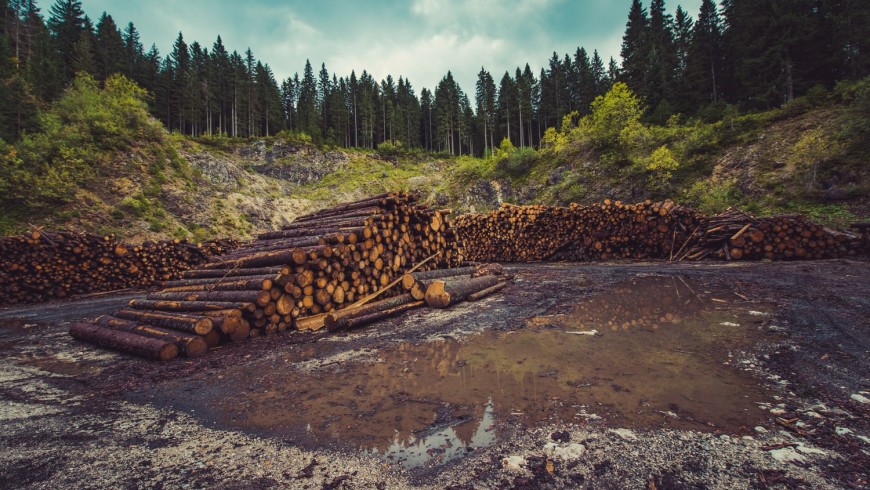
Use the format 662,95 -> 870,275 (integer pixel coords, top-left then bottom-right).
153,276 -> 771,470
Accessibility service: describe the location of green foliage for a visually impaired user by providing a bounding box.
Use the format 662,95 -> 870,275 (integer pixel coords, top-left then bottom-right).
788,129 -> 843,190
584,82 -> 645,147
451,155 -> 495,185
645,145 -> 679,180
495,146 -> 539,178
0,73 -> 163,212
275,130 -> 313,146
682,180 -> 744,214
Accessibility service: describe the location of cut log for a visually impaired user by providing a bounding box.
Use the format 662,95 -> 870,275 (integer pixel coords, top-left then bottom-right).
69,323 -> 178,361
425,275 -> 501,309
401,266 -> 478,290
146,290 -> 272,307
128,299 -> 256,313
113,309 -> 213,335
95,316 -> 208,357
324,293 -> 416,331
337,301 -> 424,330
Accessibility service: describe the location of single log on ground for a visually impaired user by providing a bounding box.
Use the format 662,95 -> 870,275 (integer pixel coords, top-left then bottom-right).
324,293 -> 417,331
467,280 -> 510,302
425,275 -> 501,309
95,316 -> 208,357
337,301 -> 424,331
69,323 -> 178,361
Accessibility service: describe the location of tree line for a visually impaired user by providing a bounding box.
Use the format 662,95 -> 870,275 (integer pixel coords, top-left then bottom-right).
1,0 -> 868,153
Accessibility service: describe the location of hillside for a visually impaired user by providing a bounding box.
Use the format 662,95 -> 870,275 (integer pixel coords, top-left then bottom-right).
1,75 -> 868,241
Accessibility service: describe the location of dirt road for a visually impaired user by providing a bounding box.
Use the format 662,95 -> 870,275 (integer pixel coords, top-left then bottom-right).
1,260 -> 868,488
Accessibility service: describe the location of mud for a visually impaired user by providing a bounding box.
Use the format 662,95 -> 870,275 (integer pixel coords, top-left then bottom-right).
1,260 -> 869,488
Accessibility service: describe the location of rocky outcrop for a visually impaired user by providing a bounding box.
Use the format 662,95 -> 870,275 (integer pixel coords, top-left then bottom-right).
237,140 -> 350,185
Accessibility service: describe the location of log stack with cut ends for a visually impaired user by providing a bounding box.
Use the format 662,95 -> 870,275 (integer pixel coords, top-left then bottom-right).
0,230 -> 237,306
676,208 -> 859,261
70,192 -> 466,359
454,200 -> 862,263
454,199 -> 703,262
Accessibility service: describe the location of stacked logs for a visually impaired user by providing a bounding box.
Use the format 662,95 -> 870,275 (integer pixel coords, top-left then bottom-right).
70,192 -> 467,359
323,262 -> 510,332
675,208 -> 858,261
0,230 -> 237,306
454,199 -> 702,262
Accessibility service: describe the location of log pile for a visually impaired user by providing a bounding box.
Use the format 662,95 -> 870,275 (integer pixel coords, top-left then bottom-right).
70,192 -> 474,360
454,199 -> 702,262
454,200 -> 861,263
0,230 -> 237,306
675,208 -> 858,261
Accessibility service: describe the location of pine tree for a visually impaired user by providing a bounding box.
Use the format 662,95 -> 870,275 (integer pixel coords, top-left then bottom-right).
70,17 -> 96,77
46,0 -> 85,81
419,87 -> 433,150
590,50 -> 607,98
297,59 -> 318,138
475,67 -> 496,153
22,4 -> 62,101
121,21 -> 142,79
94,12 -> 124,80
620,0 -> 649,95
646,0 -> 677,118
685,0 -> 722,111
496,71 -> 516,144
209,36 -> 229,134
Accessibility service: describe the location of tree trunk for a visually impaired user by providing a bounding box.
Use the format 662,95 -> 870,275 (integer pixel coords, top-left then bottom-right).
69,323 -> 178,361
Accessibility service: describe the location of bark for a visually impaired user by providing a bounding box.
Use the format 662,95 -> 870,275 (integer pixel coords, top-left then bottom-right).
69,323 -> 178,361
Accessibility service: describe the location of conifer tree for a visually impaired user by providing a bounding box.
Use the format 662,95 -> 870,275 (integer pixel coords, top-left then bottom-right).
46,0 -> 85,81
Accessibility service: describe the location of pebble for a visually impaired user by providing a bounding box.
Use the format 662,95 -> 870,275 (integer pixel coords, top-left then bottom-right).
850,394 -> 870,404
502,455 -> 526,472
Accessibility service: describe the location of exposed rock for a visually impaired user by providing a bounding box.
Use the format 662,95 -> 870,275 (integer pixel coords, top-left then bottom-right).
184,152 -> 244,187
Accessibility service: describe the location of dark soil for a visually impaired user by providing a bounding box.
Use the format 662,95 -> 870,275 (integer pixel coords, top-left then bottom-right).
1,260 -> 868,488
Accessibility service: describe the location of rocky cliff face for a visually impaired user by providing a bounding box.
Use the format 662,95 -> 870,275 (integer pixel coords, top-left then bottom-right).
238,141 -> 350,185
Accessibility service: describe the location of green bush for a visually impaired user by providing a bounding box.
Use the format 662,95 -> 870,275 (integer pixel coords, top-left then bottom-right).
0,73 -> 163,211
495,146 -> 539,177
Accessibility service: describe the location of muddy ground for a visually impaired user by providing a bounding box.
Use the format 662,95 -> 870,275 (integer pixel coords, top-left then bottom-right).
1,260 -> 869,489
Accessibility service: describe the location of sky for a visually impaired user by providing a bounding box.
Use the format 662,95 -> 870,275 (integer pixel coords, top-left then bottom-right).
79,0 -> 703,93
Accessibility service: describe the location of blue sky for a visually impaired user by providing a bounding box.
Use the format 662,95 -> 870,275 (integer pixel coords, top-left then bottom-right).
79,0 -> 703,93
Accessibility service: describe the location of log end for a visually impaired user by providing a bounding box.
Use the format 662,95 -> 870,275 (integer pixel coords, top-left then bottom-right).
424,280 -> 451,309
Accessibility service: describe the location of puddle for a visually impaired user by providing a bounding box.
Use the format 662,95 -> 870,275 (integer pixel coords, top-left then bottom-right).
138,276 -> 772,470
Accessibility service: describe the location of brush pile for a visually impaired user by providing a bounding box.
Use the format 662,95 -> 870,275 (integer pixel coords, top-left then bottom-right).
0,230 -> 237,306
675,208 -> 858,261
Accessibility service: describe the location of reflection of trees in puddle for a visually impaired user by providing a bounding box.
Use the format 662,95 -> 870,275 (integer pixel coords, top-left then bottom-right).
227,276 -> 766,467
370,400 -> 495,469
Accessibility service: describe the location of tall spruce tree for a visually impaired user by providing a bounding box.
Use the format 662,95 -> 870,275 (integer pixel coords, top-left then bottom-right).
620,0 -> 649,96
685,0 -> 723,110
46,0 -> 85,81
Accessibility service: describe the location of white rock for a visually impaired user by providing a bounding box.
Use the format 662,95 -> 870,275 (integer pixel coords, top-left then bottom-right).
502,455 -> 527,472
543,442 -> 586,461
566,330 -> 598,336
835,427 -> 853,436
770,447 -> 806,464
850,394 -> 870,404
610,428 -> 638,441
720,322 -> 740,327
754,426 -> 769,434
